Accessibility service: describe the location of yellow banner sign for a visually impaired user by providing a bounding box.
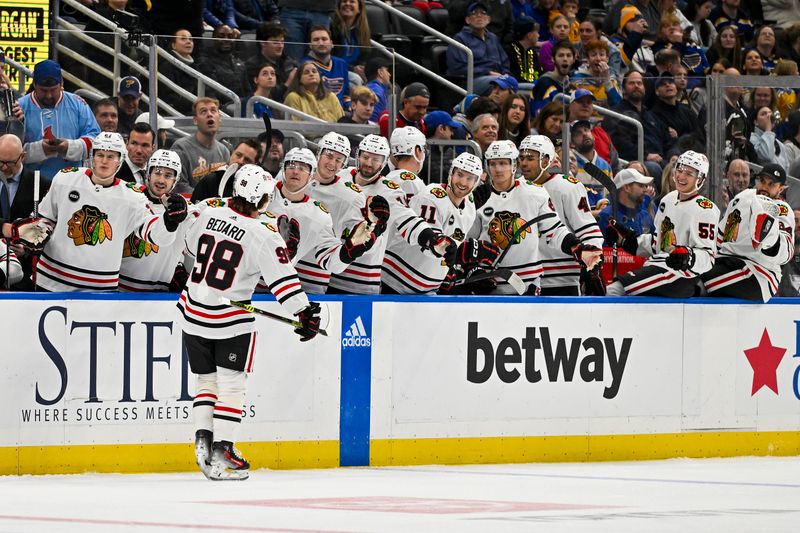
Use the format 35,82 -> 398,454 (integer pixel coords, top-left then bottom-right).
0,0 -> 49,84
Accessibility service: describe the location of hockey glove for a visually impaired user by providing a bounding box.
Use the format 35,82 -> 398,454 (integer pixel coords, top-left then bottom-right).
454,238 -> 501,269
418,227 -> 457,261
277,215 -> 301,261
751,212 -> 777,250
571,243 -> 603,271
294,302 -> 321,342
607,219 -> 638,255
366,195 -> 390,236
580,263 -> 607,296
10,217 -> 52,252
163,193 -> 188,232
169,263 -> 190,292
665,246 -> 695,271
340,219 -> 378,263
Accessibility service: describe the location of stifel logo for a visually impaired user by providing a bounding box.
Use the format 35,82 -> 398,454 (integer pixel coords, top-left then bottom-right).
744,328 -> 787,395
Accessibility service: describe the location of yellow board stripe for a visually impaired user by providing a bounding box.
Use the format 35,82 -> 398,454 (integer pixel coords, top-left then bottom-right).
0,440 -> 339,476
370,431 -> 800,466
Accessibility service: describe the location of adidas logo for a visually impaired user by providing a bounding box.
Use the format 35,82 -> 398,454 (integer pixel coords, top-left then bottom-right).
342,316 -> 371,348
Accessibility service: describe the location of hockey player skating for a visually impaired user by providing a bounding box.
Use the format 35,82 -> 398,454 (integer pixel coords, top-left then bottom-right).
34,132 -> 188,291
329,133 -> 453,293
471,140 -> 601,294
518,135 -> 605,295
607,152 -> 720,297
268,147 -> 388,293
178,164 -> 321,481
119,149 -> 193,291
382,152 -> 501,293
701,163 -> 795,301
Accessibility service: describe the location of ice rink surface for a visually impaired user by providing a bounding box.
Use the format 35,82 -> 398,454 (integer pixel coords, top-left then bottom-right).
1,456 -> 798,532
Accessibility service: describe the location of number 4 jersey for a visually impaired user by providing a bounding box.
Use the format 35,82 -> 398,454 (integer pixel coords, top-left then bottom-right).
177,201 -> 309,339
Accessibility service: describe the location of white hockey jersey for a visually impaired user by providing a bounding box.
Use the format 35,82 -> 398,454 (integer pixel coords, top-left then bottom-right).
638,191 -> 720,276
177,201 -> 309,339
0,240 -> 22,287
328,168 -> 430,293
307,175 -> 367,239
383,183 -> 476,293
262,182 -> 351,294
536,174 -> 604,288
715,189 -> 795,299
471,180 -> 572,294
36,168 -> 176,291
119,197 -> 194,292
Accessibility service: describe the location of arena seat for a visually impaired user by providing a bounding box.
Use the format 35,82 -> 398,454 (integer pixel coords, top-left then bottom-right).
366,3 -> 393,39
427,8 -> 449,34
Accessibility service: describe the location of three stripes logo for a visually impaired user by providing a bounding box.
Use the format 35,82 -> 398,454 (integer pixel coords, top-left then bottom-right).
342,316 -> 371,348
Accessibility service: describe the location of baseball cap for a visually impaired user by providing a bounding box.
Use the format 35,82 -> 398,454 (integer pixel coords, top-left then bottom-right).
425,110 -> 461,131
489,74 -> 519,93
620,5 -> 644,32
33,60 -> 62,87
655,72 -> 676,88
571,88 -> 596,102
118,76 -> 142,97
365,56 -> 391,80
570,119 -> 593,136
271,129 -> 285,143
135,112 -> 176,130
614,168 -> 653,188
757,163 -> 787,184
402,82 -> 430,100
466,1 -> 489,15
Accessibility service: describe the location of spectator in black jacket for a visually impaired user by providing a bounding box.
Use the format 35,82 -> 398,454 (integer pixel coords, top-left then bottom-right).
246,22 -> 298,101
607,70 -> 670,178
505,16 -> 541,85
197,25 -> 250,101
649,72 -> 701,153
234,0 -> 279,31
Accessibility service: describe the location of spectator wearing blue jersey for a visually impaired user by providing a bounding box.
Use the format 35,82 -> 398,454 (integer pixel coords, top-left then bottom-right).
19,60 -> 100,184
598,167 -> 655,246
304,25 -> 351,108
233,0 -> 279,31
709,0 -> 754,44
365,56 -> 391,122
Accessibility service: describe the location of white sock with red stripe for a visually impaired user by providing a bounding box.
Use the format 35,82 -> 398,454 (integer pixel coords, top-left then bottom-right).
193,372 -> 218,434
212,367 -> 248,443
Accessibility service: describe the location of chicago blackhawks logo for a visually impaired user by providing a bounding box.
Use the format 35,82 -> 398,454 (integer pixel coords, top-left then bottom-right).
314,201 -> 329,214
126,182 -> 146,193
487,211 -> 530,250
123,233 -> 159,258
67,205 -> 113,246
696,198 -> 714,209
779,204 -> 789,217
399,171 -> 416,181
205,198 -> 225,208
431,187 -> 447,199
345,181 -> 362,193
660,216 -> 677,252
452,228 -> 465,242
723,209 -> 741,242
383,180 -> 400,190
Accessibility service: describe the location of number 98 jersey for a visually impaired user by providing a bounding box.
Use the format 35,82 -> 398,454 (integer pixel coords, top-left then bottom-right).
177,200 -> 309,339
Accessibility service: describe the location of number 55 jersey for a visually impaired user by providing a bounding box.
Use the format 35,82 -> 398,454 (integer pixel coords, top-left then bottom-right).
177,200 -> 309,339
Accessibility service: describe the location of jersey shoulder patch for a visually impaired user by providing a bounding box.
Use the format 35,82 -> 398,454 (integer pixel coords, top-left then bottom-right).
345,181 -> 362,193
778,203 -> 790,217
261,221 -> 278,232
430,187 -> 447,199
314,200 -> 329,214
525,179 -> 543,187
383,179 -> 400,190
62,167 -> 80,173
562,174 -> 580,184
125,182 -> 146,193
262,210 -> 277,220
696,197 -> 714,209
399,171 -> 417,181
204,198 -> 226,208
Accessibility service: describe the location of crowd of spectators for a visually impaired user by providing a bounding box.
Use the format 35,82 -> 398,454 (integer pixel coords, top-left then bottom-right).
6,0 -> 800,296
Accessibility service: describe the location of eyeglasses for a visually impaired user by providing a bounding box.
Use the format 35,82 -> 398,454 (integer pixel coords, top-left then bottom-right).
0,154 -> 22,167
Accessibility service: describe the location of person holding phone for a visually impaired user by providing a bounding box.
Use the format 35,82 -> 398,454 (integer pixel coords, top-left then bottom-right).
18,60 -> 100,184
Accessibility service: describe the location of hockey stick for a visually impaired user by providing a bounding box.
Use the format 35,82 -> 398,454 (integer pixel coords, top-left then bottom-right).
582,161 -> 618,278
217,163 -> 239,198
30,170 -> 41,291
224,298 -> 329,337
457,212 -> 558,295
260,114 -> 272,169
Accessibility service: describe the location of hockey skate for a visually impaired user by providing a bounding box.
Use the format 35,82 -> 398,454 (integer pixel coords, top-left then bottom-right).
195,430 -> 213,479
208,441 -> 250,481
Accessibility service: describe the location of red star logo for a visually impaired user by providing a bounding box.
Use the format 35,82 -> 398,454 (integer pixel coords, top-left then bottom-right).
744,328 -> 787,395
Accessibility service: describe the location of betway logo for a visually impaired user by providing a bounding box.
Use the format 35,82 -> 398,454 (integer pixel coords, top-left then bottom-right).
342,316 -> 371,348
467,322 -> 631,399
